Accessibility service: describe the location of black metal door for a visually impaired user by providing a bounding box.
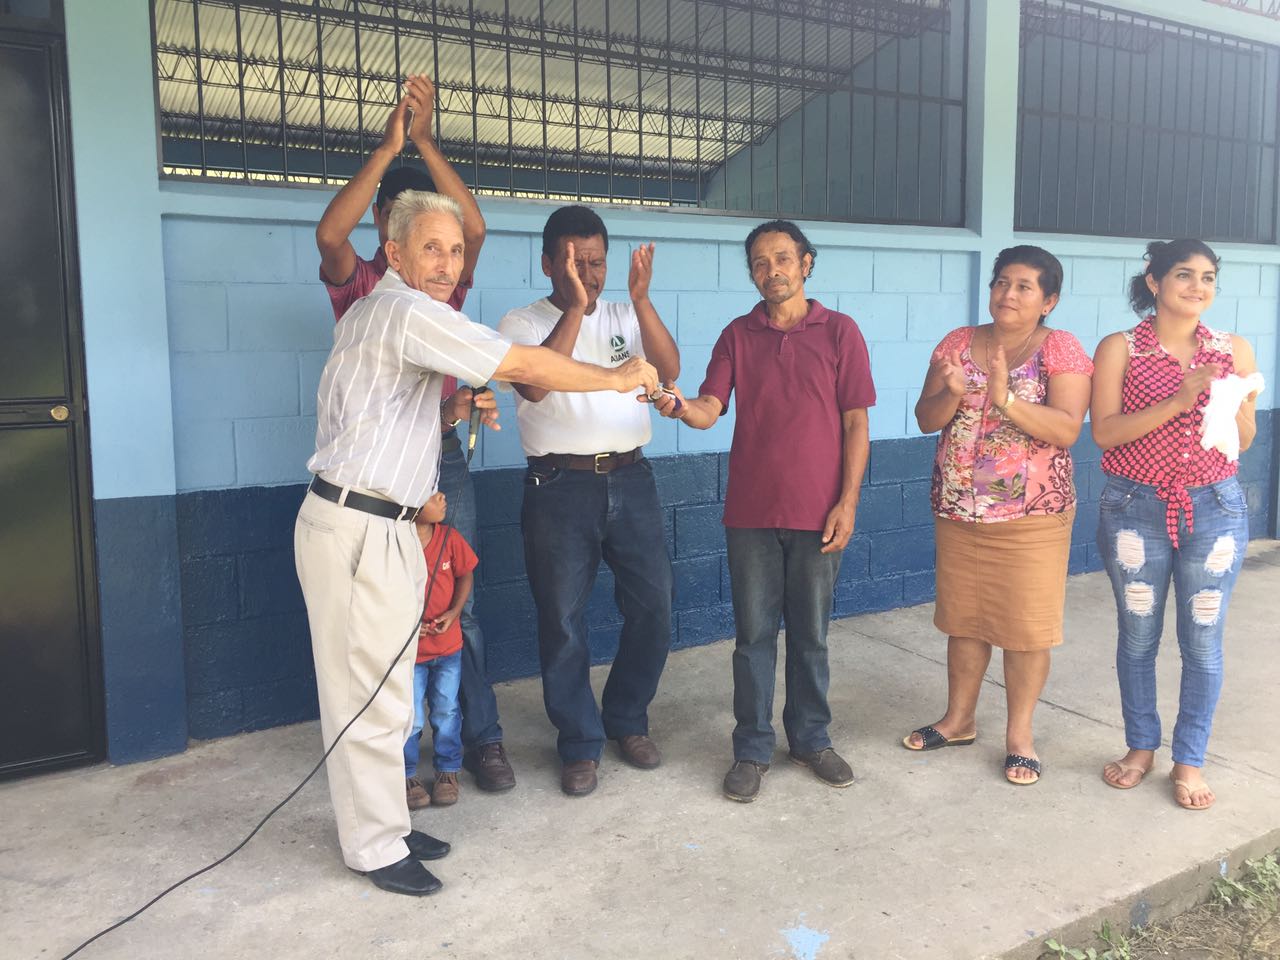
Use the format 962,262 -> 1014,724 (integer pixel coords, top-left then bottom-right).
0,28 -> 103,776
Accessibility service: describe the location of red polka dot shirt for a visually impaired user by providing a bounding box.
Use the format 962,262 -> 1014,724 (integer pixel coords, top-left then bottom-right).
1100,317 -> 1237,547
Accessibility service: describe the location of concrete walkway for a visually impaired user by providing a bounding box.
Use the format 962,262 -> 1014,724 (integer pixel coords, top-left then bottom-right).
6,542 -> 1280,960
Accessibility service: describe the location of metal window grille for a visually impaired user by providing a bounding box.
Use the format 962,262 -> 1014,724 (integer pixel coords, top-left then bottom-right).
1,0 -> 59,24
151,0 -> 967,226
1016,0 -> 1280,243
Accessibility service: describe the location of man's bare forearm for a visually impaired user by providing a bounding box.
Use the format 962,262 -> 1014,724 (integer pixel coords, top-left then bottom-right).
495,344 -> 621,393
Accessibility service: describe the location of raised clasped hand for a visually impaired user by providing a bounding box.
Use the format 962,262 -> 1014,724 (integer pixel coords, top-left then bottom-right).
403,73 -> 436,144
381,96 -> 410,155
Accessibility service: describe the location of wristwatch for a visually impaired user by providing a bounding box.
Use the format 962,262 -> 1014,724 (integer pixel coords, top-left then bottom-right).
440,399 -> 462,428
994,389 -> 1016,414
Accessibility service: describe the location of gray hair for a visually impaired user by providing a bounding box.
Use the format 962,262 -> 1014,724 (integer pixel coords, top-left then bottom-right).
386,190 -> 464,246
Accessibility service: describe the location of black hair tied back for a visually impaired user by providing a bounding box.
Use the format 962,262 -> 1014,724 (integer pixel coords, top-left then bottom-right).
1127,239 -> 1220,316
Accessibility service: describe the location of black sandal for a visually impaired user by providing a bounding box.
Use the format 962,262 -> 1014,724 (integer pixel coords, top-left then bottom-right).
1004,753 -> 1041,785
902,725 -> 977,751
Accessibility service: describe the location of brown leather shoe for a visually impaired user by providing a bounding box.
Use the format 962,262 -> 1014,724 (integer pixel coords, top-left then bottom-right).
723,760 -> 768,802
788,747 -> 855,787
406,776 -> 430,810
614,734 -> 661,770
462,741 -> 516,792
431,771 -> 460,806
560,759 -> 598,797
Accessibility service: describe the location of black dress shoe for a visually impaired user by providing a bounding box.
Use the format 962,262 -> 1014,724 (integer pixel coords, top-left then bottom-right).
365,855 -> 442,896
404,829 -> 450,861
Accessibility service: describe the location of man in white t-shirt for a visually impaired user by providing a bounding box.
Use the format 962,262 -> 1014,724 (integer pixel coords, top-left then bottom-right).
498,205 -> 681,797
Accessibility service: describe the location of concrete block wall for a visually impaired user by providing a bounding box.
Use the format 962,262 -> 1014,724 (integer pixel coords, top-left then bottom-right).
162,210 -> 985,489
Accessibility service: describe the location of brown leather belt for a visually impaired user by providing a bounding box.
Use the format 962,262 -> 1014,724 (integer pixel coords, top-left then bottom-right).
528,448 -> 642,475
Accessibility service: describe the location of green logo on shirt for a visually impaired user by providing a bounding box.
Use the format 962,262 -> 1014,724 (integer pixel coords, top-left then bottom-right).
609,334 -> 630,363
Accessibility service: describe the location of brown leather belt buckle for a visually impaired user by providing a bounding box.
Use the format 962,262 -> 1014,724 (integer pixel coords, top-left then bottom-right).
594,452 -> 610,474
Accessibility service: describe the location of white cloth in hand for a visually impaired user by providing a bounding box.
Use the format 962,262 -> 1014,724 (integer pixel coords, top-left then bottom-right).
1200,372 -> 1265,461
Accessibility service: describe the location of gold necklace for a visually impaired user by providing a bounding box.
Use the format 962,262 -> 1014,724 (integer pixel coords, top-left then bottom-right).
982,323 -> 1041,372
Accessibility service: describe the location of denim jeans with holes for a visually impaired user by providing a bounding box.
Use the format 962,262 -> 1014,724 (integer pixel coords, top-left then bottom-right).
1096,475 -> 1249,767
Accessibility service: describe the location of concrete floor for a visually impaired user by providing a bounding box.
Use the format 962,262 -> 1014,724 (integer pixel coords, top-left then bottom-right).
6,542 -> 1280,960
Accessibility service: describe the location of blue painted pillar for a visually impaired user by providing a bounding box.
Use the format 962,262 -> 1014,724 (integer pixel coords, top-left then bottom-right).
65,0 -> 188,762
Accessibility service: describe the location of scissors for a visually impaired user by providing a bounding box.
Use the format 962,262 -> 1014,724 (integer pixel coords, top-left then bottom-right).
641,386 -> 683,413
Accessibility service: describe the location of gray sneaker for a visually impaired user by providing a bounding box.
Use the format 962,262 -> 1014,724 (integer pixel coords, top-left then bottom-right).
788,747 -> 855,787
722,760 -> 769,802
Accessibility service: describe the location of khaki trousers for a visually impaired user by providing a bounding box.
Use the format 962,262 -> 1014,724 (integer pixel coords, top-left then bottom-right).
294,490 -> 426,872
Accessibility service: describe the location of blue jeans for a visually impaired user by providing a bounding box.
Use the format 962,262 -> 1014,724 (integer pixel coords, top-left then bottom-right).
725,527 -> 842,764
404,650 -> 463,778
521,458 -> 673,764
438,444 -> 503,750
1096,475 -> 1249,767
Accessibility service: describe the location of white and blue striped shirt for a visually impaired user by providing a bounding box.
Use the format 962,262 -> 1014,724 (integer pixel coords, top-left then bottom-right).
307,268 -> 510,507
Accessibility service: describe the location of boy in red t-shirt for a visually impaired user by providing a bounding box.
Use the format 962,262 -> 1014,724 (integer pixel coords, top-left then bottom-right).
404,492 -> 479,810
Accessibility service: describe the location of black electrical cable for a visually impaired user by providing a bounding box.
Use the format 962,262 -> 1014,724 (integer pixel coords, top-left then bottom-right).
59,526 -> 453,960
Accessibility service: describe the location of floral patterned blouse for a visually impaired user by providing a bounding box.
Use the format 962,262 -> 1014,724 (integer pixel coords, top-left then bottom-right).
930,326 -> 1094,523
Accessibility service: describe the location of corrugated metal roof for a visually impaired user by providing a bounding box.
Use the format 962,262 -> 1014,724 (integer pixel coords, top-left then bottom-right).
154,0 -> 958,182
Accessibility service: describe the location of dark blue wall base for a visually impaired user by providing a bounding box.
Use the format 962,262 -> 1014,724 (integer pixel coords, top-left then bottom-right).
94,495 -> 188,764
176,485 -> 317,740
155,409 -> 1275,747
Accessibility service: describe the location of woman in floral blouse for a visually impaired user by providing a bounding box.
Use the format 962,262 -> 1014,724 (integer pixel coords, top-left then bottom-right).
903,246 -> 1093,785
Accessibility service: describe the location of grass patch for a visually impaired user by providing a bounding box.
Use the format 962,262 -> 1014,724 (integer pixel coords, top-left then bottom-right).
1038,852 -> 1280,960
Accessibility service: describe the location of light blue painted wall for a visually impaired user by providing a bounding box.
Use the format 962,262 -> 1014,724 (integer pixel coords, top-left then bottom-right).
65,0 -> 176,500
158,185 -> 1279,493
159,184 -> 997,491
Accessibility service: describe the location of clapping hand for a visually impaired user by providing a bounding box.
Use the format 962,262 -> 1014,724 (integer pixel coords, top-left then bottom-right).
629,243 -> 656,304
934,349 -> 966,397
558,241 -> 590,313
986,345 -> 1010,408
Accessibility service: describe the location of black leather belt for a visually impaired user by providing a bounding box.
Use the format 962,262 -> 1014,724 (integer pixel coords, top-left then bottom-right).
528,448 -> 642,475
308,476 -> 420,522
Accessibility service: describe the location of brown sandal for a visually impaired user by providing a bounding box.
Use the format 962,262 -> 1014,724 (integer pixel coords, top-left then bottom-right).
1170,771 -> 1215,810
1101,760 -> 1151,790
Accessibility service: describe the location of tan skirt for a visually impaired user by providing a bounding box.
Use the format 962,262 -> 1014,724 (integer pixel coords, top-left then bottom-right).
933,509 -> 1075,651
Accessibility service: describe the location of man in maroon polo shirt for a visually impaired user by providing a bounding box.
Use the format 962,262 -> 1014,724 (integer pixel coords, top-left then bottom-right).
314,74 -> 516,797
654,220 -> 875,803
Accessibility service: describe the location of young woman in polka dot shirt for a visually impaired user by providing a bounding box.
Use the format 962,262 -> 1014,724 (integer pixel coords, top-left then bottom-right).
1091,239 -> 1261,811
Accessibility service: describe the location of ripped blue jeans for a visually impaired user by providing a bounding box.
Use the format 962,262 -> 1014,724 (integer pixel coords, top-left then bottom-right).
1096,475 -> 1249,767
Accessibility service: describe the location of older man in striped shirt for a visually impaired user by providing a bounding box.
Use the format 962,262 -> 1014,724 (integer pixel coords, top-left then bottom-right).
295,190 -> 658,897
